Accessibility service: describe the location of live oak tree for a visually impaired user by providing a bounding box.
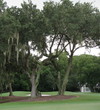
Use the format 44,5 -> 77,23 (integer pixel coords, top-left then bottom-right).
18,0 -> 46,97
0,0 -> 45,97
42,0 -> 100,95
0,0 -> 6,94
0,0 -> 14,95
0,5 -> 20,96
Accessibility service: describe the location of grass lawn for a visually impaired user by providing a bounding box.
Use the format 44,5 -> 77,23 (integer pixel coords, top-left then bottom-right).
0,91 -> 30,97
0,91 -> 100,110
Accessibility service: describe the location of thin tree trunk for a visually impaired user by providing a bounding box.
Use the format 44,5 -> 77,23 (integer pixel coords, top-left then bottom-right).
57,72 -> 62,95
9,83 -> 13,96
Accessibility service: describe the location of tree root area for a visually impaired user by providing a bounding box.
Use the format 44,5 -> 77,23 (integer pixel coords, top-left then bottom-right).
0,95 -> 77,103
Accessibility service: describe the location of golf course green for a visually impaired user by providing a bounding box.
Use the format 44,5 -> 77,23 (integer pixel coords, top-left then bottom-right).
0,91 -> 100,110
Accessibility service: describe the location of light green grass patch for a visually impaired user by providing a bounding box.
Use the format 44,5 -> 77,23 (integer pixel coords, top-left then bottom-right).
0,91 -> 100,110
0,91 -> 30,97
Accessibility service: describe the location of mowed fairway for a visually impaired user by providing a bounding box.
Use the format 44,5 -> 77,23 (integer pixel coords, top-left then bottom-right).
0,91 -> 100,110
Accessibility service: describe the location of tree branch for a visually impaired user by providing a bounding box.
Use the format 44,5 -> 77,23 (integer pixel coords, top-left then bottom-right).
50,35 -> 57,54
56,35 -> 63,54
58,42 -> 69,56
73,45 -> 85,53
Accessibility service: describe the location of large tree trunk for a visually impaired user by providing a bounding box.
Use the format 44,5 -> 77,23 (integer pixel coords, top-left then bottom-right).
60,56 -> 73,95
30,71 -> 40,98
9,83 -> 13,96
30,72 -> 36,98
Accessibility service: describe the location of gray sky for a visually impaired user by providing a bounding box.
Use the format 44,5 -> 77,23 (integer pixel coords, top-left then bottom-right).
4,0 -> 100,56
4,0 -> 100,9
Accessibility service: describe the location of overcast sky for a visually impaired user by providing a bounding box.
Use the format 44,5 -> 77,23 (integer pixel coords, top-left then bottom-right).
4,0 -> 100,9
4,0 -> 100,56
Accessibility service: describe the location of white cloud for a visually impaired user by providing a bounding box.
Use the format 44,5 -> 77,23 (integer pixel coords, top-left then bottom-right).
75,47 -> 100,56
